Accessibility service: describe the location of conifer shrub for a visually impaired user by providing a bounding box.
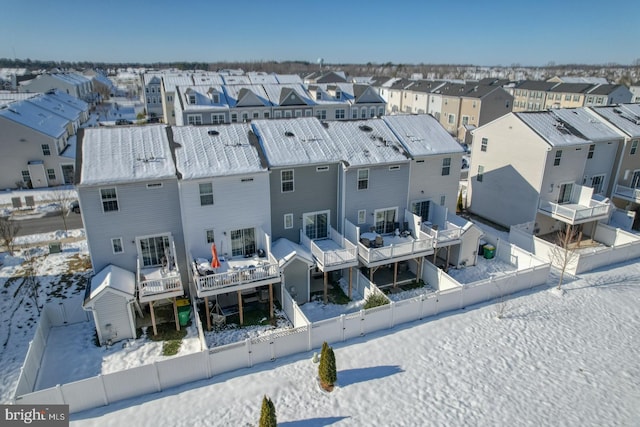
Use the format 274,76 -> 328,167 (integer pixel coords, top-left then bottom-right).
259,395 -> 277,427
363,292 -> 389,309
318,341 -> 337,391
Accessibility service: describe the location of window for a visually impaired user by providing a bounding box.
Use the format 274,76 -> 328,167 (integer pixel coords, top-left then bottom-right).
352,108 -> 358,119
284,213 -> 293,229
369,107 -> 376,118
591,175 -> 605,194
558,183 -> 573,204
631,170 -> 640,188
378,107 -> 385,116
477,165 -> 484,182
274,110 -> 282,118
139,235 -> 170,267
361,108 -> 367,119
447,114 -> 455,124
481,138 -> 488,152
231,113 -> 238,123
111,238 -> 124,254
100,188 -> 118,212
147,183 -> 163,189
304,211 -> 329,239
440,195 -> 446,206
260,111 -> 267,118
412,200 -> 430,221
242,112 -> 249,121
573,95 -> 580,101
335,109 -> 345,119
212,94 -> 219,103
211,114 -> 225,124
588,144 -> 595,159
554,150 -> 562,166
565,95 -> 571,101
295,110 -> 302,118
231,228 -> 256,257
462,116 -> 469,126
188,94 -> 196,104
281,170 -> 294,192
199,182 -> 214,206
21,170 -> 30,183
284,110 -> 292,118
47,169 -> 56,180
264,111 -> 270,119
357,168 -> 369,190
316,166 -> 329,172
241,177 -> 254,182
304,110 -> 312,117
206,229 -> 215,244
631,140 -> 638,155
587,96 -> 593,103
441,158 -> 451,176
187,114 -> 202,125
42,144 -> 51,156
374,208 -> 397,234
389,165 -> 400,171
358,210 -> 366,224
335,90 -> 341,100
316,90 -> 322,100
316,110 -> 327,120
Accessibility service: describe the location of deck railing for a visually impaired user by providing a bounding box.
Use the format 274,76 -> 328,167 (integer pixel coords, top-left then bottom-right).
613,184 -> 640,202
359,236 -> 433,264
137,257 -> 183,302
420,222 -> 463,244
538,199 -> 610,222
194,262 -> 280,295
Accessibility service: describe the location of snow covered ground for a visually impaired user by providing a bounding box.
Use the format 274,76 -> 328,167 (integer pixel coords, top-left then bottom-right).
68,260 -> 640,426
0,186 -> 77,217
2,226 -> 640,426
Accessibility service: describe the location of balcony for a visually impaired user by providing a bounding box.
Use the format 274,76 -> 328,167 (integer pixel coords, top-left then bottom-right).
192,254 -> 280,298
300,227 -> 358,271
358,233 -> 433,267
613,184 -> 640,204
538,185 -> 611,225
136,246 -> 184,303
420,220 -> 463,247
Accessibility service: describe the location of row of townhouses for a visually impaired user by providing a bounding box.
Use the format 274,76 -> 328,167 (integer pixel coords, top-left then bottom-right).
77,115 -> 484,345
0,89 -> 89,189
468,103 -> 640,240
18,73 -> 97,104
141,70 -> 387,126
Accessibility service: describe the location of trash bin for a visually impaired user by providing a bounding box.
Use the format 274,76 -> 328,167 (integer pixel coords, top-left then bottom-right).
483,244 -> 496,259
177,304 -> 191,327
478,240 -> 486,256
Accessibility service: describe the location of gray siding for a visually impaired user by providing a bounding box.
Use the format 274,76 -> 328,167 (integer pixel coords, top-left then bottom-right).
94,292 -> 134,344
270,164 -> 339,242
478,89 -> 514,127
79,178 -> 187,284
283,259 -> 311,304
344,164 -> 409,229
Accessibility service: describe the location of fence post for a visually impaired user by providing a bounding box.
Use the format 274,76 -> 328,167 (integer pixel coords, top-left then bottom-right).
98,374 -> 109,406
419,295 -> 424,319
153,362 -> 162,392
359,309 -> 365,336
204,349 -> 212,379
308,323 -> 312,351
340,314 -> 345,341
389,301 -> 395,328
246,338 -> 253,368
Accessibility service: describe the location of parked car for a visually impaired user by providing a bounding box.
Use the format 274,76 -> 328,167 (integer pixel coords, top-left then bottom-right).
146,117 -> 161,124
115,119 -> 132,125
70,201 -> 80,214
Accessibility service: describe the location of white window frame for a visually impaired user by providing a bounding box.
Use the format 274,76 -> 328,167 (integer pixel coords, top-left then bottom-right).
358,209 -> 366,224
477,165 -> 484,182
100,187 -> 119,213
591,174 -> 605,194
357,168 -> 369,190
441,157 -> 451,176
205,229 -> 215,244
303,210 -> 330,240
351,108 -> 358,119
211,113 -> 225,124
335,109 -> 345,119
281,169 -> 294,193
481,138 -> 488,152
42,144 -> 51,156
374,207 -> 398,234
199,182 -> 214,206
554,150 -> 562,166
587,144 -> 595,159
284,213 -> 294,229
111,237 -> 124,254
187,114 -> 202,125
631,140 -> 638,155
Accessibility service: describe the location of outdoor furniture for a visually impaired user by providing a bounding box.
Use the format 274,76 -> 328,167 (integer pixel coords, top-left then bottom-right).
360,237 -> 370,247
374,235 -> 384,247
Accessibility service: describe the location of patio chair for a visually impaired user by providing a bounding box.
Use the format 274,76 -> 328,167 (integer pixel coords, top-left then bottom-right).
360,237 -> 370,247
375,235 -> 384,247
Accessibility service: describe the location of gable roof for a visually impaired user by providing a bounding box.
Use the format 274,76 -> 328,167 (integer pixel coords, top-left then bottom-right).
551,108 -> 622,142
587,84 -> 623,96
251,117 -> 342,167
78,125 -> 177,185
548,83 -> 594,94
516,111 -> 590,147
590,105 -> 640,137
323,119 -> 410,167
405,80 -> 446,94
515,81 -> 559,91
271,238 -> 314,268
172,124 -> 267,179
46,89 -> 89,112
85,264 -> 136,305
353,85 -> 385,103
224,85 -> 271,107
383,114 -> 464,157
315,71 -> 347,84
0,99 -> 69,138
26,93 -> 82,122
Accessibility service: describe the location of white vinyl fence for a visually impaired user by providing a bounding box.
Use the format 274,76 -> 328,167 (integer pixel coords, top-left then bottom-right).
15,246 -> 551,414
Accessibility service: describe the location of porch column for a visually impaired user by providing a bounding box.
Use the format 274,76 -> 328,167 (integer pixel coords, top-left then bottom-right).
269,283 -> 274,320
564,222 -> 572,249
348,267 -> 352,298
149,301 -> 157,336
446,246 -> 451,272
205,296 -> 211,331
393,262 -> 398,288
238,290 -> 244,326
433,247 -> 438,264
323,272 -> 328,304
416,257 -> 422,280
173,297 -> 180,331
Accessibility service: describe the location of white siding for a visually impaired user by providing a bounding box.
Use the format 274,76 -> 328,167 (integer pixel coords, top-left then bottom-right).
93,292 -> 134,345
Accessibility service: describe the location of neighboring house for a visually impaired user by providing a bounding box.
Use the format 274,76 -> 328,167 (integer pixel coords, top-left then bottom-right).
437,83 -> 468,135
377,78 -> 411,114
174,85 -> 230,126
348,84 -> 387,120
468,111 -> 613,235
401,80 -> 446,115
590,104 -> 640,229
629,82 -> 640,103
457,85 -> 513,142
510,80 -> 558,112
385,114 -> 483,270
84,70 -> 115,101
19,73 -> 94,103
26,90 -> 87,134
172,124 -> 280,328
264,84 -> 316,119
252,117 -> 357,301
547,76 -> 609,84
76,125 -> 186,335
544,83 -> 594,110
161,74 -> 194,125
0,98 -> 75,188
224,84 -> 273,122
583,84 -> 632,107
141,73 -> 163,118
303,71 -> 347,85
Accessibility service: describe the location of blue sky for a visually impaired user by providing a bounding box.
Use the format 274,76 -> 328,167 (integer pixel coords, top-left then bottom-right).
1,0 -> 637,66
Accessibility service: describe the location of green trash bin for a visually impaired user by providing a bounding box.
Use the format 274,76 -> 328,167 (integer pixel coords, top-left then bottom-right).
177,305 -> 191,327
483,244 -> 496,259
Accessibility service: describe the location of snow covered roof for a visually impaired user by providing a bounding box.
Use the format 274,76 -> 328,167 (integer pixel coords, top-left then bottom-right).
591,105 -> 640,137
262,84 -> 314,106
247,73 -> 279,85
51,73 -> 91,86
79,125 -> 177,185
86,264 -> 136,303
222,75 -> 252,85
323,119 -> 409,167
271,238 -> 314,267
172,124 -> 267,179
383,114 -> 464,157
516,112 -> 590,147
179,85 -> 229,109
274,74 -> 303,84
0,99 -> 69,138
191,73 -> 225,86
251,117 -> 342,167
26,93 -> 81,122
46,89 -> 89,112
551,108 -> 621,142
163,74 -> 194,92
223,84 -> 271,108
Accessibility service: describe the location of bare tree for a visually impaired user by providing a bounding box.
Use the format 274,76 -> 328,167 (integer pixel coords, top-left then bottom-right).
22,250 -> 41,315
550,224 -> 581,291
49,190 -> 76,233
0,216 -> 21,255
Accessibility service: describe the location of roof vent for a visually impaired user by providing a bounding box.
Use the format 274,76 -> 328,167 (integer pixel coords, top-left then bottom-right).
207,130 -> 219,136
359,124 -> 373,132
285,131 -> 295,137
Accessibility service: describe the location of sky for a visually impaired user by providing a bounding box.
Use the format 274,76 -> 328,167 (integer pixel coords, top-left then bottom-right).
1,0 -> 638,66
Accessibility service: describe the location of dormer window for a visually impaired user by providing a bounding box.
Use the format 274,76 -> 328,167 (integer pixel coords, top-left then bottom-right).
188,94 -> 196,104
335,89 -> 341,100
316,90 -> 322,100
212,94 -> 220,103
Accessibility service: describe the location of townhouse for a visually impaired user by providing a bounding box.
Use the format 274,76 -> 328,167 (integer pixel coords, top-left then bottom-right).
19,73 -> 94,103
510,80 -> 557,112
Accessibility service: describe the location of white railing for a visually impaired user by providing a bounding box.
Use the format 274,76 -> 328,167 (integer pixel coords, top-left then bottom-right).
194,262 -> 280,296
613,184 -> 640,202
136,253 -> 183,302
420,221 -> 463,244
303,227 -> 358,269
358,237 -> 432,264
538,199 -> 610,222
